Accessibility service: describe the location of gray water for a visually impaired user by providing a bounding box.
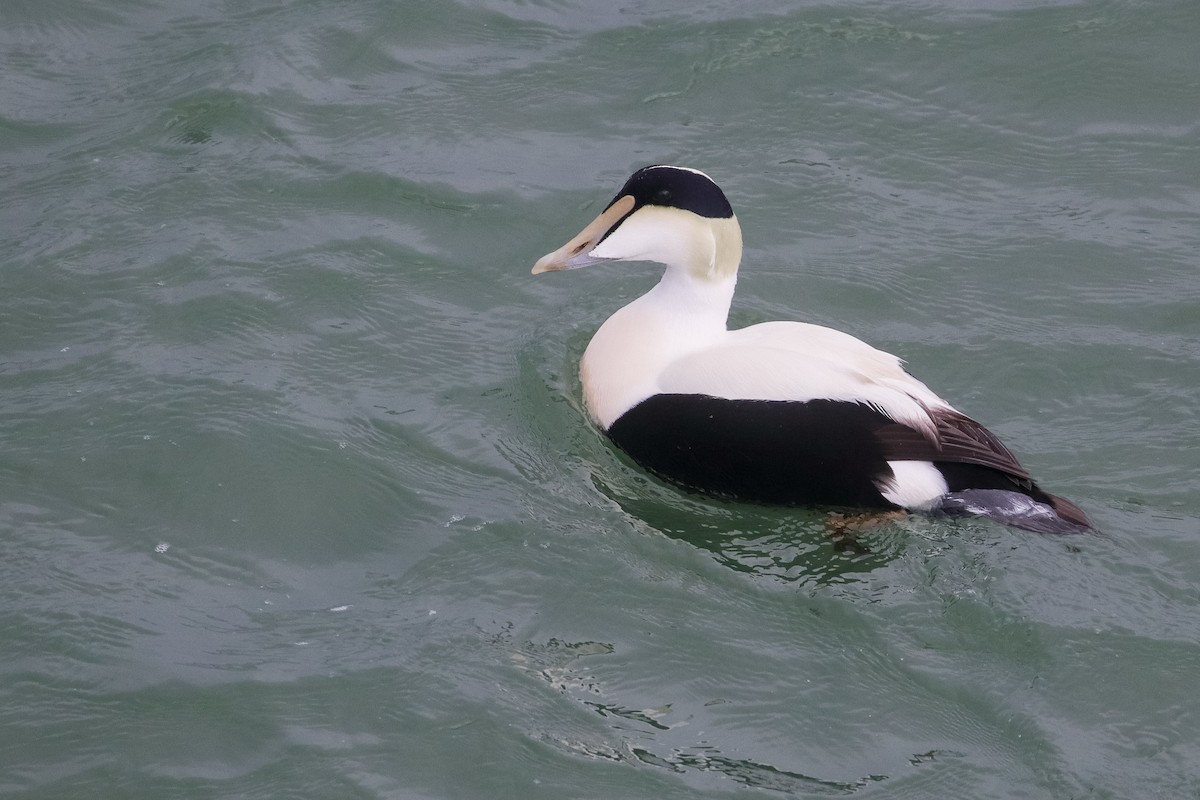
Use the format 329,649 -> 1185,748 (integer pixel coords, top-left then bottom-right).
3,1 -> 1199,798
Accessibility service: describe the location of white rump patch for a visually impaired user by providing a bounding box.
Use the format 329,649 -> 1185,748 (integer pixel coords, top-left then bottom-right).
877,461 -> 949,510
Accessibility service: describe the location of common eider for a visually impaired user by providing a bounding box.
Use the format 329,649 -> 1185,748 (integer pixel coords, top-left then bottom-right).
532,165 -> 1091,534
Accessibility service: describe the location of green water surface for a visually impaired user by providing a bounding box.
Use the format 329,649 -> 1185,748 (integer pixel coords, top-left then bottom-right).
3,1 -> 1199,798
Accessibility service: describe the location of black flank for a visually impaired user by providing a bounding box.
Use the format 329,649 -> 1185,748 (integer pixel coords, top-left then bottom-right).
606,394 -> 1070,515
606,395 -> 900,509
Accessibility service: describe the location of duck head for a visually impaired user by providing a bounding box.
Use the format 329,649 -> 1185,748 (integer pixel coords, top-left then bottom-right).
532,165 -> 743,282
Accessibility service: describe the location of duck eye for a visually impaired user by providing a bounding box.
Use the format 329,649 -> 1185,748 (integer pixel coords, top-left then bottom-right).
655,188 -> 672,204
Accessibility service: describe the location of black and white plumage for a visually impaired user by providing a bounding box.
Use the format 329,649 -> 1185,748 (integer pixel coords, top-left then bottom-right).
532,165 -> 1091,533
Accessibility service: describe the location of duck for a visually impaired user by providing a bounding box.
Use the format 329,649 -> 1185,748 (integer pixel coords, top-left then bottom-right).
532,165 -> 1092,534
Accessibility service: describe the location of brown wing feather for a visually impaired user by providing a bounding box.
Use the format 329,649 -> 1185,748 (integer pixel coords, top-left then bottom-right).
875,406 -> 1092,530
874,407 -> 1032,484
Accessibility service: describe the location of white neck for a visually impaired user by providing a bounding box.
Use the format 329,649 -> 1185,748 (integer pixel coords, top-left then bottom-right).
644,265 -> 737,331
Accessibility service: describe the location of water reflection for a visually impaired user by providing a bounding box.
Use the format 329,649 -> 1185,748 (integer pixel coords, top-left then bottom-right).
510,631 -> 893,795
634,746 -> 888,795
591,471 -> 911,587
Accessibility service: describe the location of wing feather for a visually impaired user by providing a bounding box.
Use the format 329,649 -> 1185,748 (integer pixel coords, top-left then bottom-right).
658,321 -> 951,442
876,407 -> 1032,484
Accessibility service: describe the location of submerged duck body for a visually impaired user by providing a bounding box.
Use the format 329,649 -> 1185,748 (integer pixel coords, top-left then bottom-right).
532,165 -> 1091,533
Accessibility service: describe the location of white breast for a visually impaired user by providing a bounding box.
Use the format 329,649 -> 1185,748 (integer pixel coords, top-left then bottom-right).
580,271 -> 735,429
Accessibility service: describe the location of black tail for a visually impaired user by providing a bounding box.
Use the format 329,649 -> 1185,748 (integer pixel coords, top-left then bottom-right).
1044,492 -> 1092,530
932,489 -> 1092,534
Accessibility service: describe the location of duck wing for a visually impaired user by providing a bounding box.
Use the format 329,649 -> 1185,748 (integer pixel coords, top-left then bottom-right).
659,322 -> 1035,483
875,407 -> 1032,484
658,321 -> 951,442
